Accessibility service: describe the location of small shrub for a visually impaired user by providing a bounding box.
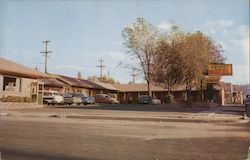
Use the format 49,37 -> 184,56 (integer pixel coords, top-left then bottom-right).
164,94 -> 175,103
0,96 -> 35,103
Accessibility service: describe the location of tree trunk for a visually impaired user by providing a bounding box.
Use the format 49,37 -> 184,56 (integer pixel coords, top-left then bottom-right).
186,83 -> 192,107
168,81 -> 171,95
200,78 -> 203,102
147,81 -> 151,98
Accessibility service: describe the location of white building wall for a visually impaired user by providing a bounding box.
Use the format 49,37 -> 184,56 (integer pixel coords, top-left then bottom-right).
0,75 -> 3,86
0,75 -> 36,98
0,75 -> 3,98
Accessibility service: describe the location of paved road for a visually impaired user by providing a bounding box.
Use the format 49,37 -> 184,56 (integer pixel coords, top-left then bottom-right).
0,115 -> 249,160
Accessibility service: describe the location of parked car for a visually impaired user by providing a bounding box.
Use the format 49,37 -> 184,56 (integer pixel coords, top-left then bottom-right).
244,95 -> 250,116
82,96 -> 95,105
151,98 -> 161,104
63,93 -> 83,105
95,94 -> 119,104
63,94 -> 73,105
244,95 -> 250,105
43,91 -> 64,105
138,95 -> 150,104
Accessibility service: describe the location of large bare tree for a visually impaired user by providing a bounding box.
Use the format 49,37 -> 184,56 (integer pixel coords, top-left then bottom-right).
122,18 -> 160,97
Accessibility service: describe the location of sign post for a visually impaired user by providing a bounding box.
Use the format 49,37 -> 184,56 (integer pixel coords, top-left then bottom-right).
205,64 -> 233,104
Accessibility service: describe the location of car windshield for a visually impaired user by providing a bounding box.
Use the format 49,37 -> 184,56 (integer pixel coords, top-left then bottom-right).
44,92 -> 52,96
140,96 -> 148,99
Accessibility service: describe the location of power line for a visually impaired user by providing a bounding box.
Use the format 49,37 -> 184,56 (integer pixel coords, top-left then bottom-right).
97,59 -> 105,82
40,40 -> 52,73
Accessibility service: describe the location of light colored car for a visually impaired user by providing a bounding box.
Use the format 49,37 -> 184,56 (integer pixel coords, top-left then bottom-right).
95,94 -> 119,104
43,91 -> 64,105
63,93 -> 83,105
151,98 -> 161,104
82,96 -> 95,105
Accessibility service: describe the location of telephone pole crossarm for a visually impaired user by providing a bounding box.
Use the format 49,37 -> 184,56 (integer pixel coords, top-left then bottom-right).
97,59 -> 105,82
41,40 -> 52,73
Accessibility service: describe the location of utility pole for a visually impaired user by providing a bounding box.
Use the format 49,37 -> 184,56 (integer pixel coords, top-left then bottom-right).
131,73 -> 136,84
41,40 -> 52,73
131,68 -> 136,84
34,66 -> 39,71
97,59 -> 105,82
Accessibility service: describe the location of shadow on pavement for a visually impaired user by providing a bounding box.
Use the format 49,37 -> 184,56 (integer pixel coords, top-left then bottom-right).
1,149 -> 92,160
50,103 -> 209,113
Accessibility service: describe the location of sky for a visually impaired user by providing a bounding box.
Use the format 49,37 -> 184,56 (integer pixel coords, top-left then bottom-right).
0,0 -> 249,85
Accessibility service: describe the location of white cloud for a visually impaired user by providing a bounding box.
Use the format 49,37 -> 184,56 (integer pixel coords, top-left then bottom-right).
197,21 -> 249,84
222,64 -> 249,84
198,20 -> 234,34
239,25 -> 249,37
158,22 -> 172,31
238,25 -> 249,58
227,25 -> 249,61
208,20 -> 234,28
242,37 -> 249,57
240,0 -> 250,3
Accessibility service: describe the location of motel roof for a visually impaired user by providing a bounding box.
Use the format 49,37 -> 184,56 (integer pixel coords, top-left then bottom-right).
112,83 -> 168,92
55,75 -> 93,88
90,81 -> 118,91
112,83 -> 218,92
77,79 -> 104,90
0,57 -> 50,79
40,78 -> 66,88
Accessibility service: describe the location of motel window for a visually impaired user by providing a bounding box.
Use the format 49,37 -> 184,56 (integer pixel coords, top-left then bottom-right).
3,77 -> 16,91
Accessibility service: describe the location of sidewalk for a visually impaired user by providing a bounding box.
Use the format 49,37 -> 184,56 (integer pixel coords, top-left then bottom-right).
0,103 -> 248,123
0,102 -> 43,110
1,108 -> 248,124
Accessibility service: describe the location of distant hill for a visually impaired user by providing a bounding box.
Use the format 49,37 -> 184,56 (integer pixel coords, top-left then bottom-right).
241,84 -> 250,96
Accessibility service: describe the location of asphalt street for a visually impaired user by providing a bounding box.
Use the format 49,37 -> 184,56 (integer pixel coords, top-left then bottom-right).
0,112 -> 250,160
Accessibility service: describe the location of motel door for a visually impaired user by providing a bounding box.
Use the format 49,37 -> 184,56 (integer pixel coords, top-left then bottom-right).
37,83 -> 44,105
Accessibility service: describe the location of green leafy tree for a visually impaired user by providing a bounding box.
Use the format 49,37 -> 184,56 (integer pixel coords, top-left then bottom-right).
152,25 -> 185,94
178,31 -> 225,102
122,18 -> 225,103
180,31 -> 225,87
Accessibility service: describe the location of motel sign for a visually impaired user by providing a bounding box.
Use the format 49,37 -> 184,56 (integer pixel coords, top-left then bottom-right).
208,64 -> 233,76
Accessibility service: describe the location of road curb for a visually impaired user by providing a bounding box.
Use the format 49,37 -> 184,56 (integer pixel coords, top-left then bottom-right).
1,112 -> 246,124
64,115 -> 245,123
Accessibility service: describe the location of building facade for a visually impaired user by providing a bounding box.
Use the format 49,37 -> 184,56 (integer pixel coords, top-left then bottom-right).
0,58 -> 49,103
